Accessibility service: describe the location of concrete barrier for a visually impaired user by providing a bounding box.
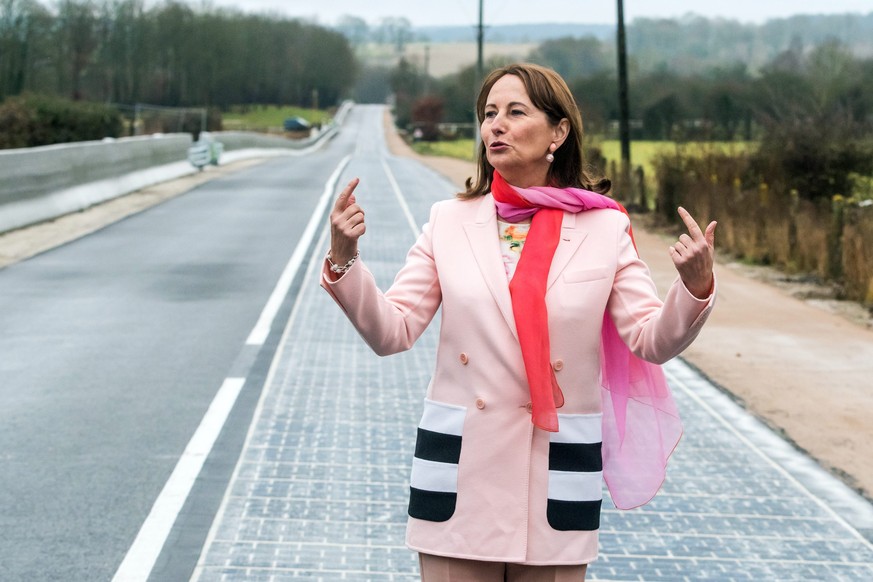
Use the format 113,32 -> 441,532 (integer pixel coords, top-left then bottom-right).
1,134 -> 192,205
0,134 -> 193,234
0,101 -> 353,235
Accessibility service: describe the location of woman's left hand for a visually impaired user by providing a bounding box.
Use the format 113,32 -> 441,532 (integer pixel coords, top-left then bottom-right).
670,207 -> 717,299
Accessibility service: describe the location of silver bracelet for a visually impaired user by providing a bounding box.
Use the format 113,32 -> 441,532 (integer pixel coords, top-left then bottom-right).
327,250 -> 359,274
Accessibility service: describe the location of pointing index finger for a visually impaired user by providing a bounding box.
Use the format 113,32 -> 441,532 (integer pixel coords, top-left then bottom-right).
678,206 -> 704,239
334,178 -> 360,212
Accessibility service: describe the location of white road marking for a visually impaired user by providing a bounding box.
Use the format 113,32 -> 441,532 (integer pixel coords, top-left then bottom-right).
381,157 -> 421,237
111,377 -> 246,582
189,209 -> 336,582
112,156 -> 354,582
245,155 -> 352,345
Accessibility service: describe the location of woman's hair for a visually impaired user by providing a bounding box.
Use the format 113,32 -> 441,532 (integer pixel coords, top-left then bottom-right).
459,62 -> 611,199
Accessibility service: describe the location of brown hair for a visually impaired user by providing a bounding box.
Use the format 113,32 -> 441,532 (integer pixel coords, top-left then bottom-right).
459,63 -> 610,199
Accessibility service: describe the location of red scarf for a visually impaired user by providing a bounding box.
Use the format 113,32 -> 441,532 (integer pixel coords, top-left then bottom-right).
493,182 -> 564,431
490,171 -> 684,510
492,171 -> 630,432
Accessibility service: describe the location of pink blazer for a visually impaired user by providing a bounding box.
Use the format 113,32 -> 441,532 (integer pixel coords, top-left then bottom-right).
322,193 -> 715,565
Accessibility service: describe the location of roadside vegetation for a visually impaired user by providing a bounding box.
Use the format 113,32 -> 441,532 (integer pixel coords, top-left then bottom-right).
0,0 -> 356,146
221,106 -> 333,133
396,23 -> 873,307
411,139 -> 476,162
2,3 -> 871,305
412,138 -> 755,189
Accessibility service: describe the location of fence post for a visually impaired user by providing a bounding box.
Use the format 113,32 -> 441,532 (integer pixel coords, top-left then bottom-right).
757,183 -> 769,261
787,189 -> 799,271
611,159 -> 634,206
828,195 -> 845,283
634,165 -> 647,212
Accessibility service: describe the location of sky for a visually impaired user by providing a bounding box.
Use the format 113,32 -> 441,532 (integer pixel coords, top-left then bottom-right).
194,0 -> 873,27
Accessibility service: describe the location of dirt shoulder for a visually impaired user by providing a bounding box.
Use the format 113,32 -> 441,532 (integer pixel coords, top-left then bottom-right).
383,111 -> 873,501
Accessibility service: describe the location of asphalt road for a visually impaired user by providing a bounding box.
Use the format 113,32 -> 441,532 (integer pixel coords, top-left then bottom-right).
0,106 -> 383,581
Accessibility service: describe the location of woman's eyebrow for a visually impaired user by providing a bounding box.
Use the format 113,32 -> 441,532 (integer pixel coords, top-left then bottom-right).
485,101 -> 530,109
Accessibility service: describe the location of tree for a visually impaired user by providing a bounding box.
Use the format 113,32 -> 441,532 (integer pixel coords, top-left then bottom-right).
411,94 -> 444,141
568,72 -> 618,136
390,57 -> 423,128
806,40 -> 857,111
91,0 -> 148,104
56,0 -> 98,99
377,16 -> 412,54
0,0 -> 43,99
435,63 -> 477,124
336,14 -> 368,48
527,36 -> 611,81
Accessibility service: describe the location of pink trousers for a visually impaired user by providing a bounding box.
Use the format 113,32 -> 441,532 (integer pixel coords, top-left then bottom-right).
418,553 -> 588,582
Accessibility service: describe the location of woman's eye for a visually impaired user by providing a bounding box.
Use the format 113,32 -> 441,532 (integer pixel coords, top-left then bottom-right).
484,111 -> 496,118
511,109 -> 525,116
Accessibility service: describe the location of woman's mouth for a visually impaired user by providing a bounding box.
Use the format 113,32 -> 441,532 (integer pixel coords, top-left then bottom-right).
489,141 -> 509,151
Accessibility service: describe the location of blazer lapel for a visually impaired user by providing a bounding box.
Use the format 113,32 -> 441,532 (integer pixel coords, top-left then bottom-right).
463,195 -> 518,340
547,212 -> 589,290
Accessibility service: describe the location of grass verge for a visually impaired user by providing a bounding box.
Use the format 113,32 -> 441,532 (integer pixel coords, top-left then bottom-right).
221,105 -> 331,132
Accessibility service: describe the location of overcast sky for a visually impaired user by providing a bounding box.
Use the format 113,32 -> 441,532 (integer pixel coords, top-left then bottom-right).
193,0 -> 873,27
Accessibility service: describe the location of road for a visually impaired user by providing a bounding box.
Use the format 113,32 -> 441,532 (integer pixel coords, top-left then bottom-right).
0,106 -> 380,581
3,104 -> 873,582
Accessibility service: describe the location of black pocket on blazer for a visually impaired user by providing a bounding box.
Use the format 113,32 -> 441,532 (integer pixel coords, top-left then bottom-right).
408,399 -> 466,522
546,413 -> 604,531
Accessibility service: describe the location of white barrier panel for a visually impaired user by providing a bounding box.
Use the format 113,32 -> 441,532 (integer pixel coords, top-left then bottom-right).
0,134 -> 192,233
0,101 -> 353,234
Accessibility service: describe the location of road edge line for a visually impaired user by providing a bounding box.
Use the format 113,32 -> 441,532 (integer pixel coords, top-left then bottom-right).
189,208 -> 335,581
245,154 -> 351,346
111,377 -> 246,582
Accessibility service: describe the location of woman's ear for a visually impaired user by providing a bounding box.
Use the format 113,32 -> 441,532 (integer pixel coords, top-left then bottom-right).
553,118 -> 570,147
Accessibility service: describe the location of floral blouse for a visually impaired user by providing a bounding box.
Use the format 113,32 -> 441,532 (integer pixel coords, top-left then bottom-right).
497,219 -> 530,281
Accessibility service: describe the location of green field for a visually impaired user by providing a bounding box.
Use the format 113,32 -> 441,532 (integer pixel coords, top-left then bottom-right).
413,138 -> 755,178
411,139 -> 478,161
221,105 -> 331,131
596,140 -> 756,180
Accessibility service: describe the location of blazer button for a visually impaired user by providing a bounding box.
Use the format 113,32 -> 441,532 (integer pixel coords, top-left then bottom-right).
459,352 -> 469,365
475,397 -> 486,410
525,402 -> 533,414
553,359 -> 564,372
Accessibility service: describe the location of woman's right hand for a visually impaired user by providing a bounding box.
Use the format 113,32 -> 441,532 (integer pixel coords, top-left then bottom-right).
329,178 -> 365,265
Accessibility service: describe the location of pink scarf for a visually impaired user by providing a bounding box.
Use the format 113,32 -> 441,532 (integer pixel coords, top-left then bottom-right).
491,171 -> 682,509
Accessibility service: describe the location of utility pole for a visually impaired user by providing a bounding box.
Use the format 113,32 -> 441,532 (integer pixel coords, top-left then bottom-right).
476,0 -> 484,86
616,0 -> 632,200
474,0 -> 485,151
424,44 -> 431,94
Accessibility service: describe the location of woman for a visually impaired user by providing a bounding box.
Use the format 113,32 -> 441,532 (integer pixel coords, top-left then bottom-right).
322,63 -> 716,581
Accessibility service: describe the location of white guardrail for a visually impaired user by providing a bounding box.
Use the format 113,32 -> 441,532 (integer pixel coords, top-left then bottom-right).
0,101 -> 353,235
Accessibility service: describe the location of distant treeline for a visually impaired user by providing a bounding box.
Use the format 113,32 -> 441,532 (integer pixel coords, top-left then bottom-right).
387,36 -> 873,143
355,11 -> 873,145
340,12 -> 873,75
411,23 -> 614,44
0,0 -> 356,109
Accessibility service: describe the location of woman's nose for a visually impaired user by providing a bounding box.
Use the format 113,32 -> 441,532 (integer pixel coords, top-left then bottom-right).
489,113 -> 505,135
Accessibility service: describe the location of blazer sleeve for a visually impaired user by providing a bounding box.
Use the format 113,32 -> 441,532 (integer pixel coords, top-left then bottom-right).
320,203 -> 443,356
606,213 -> 716,364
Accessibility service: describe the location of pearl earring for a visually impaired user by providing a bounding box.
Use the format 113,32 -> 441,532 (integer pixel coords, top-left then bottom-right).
546,143 -> 556,163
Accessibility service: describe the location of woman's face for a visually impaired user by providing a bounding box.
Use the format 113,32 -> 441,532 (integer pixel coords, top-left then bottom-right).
481,74 -> 568,188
